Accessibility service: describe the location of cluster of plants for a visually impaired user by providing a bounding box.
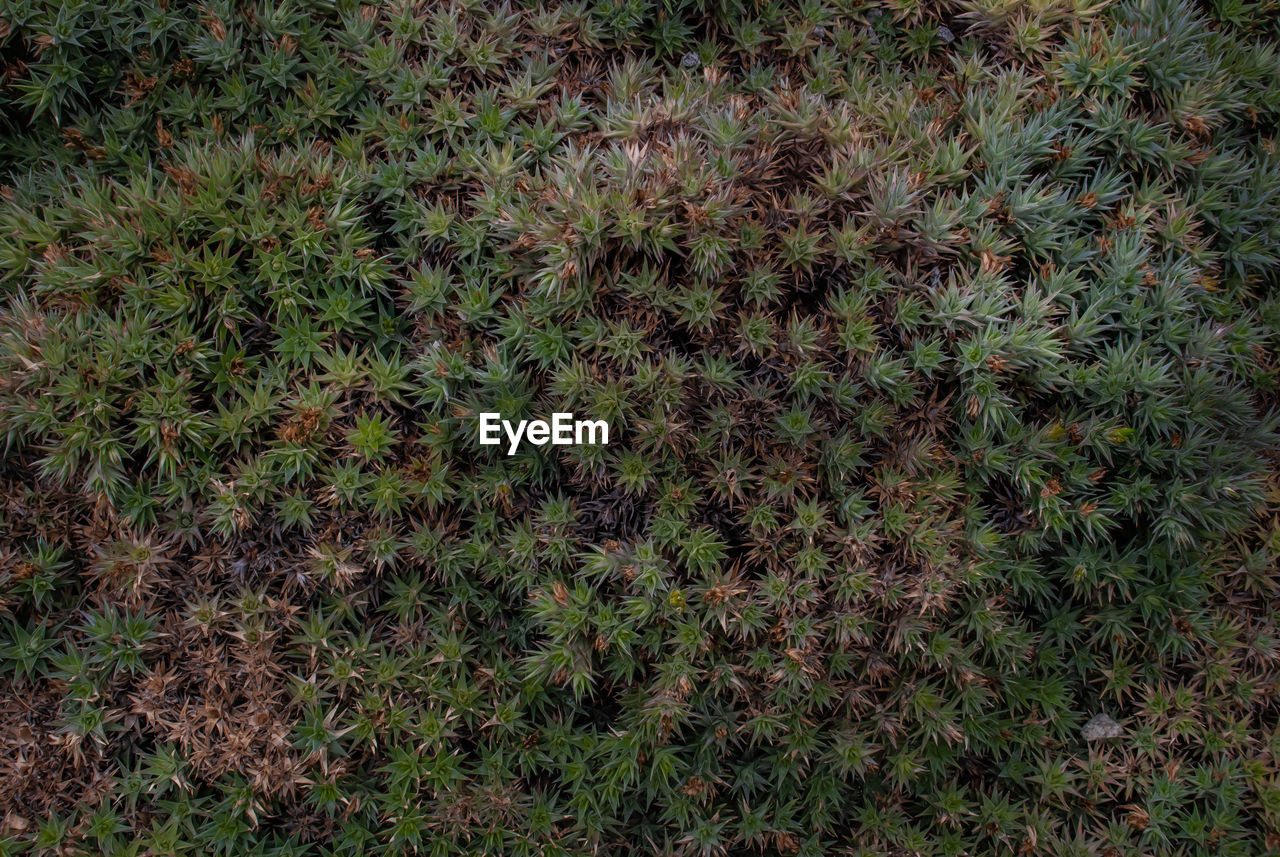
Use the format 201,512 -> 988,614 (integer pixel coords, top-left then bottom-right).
1,0 -> 1279,854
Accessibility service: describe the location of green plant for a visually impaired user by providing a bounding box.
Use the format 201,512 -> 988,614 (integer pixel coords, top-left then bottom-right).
0,0 -> 1278,854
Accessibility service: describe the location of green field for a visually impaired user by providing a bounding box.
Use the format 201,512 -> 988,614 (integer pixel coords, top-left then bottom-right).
1,1 -> 1279,854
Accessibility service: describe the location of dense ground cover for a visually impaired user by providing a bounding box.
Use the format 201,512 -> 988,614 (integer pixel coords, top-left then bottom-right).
1,0 -> 1279,854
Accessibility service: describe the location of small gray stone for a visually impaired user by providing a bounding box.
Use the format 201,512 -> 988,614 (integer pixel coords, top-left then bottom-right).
938,26 -> 955,45
681,52 -> 699,70
1082,713 -> 1124,742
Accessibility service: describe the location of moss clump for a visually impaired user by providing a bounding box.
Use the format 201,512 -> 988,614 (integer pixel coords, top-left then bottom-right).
1,1 -> 1279,855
